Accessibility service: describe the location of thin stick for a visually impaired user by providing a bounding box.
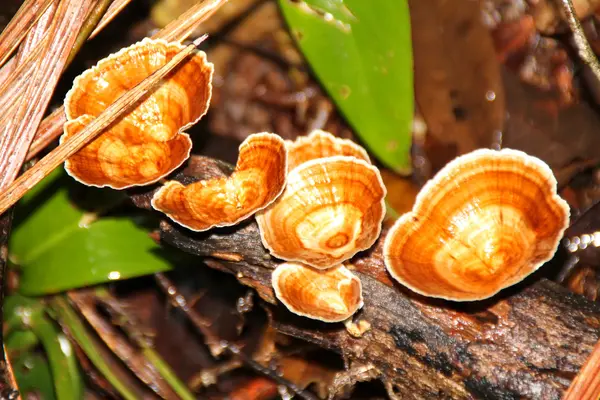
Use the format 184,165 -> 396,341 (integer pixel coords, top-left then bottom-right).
154,272 -> 319,400
90,0 -> 133,39
559,0 -> 600,84
563,339 -> 600,399
65,0 -> 115,67
0,35 -> 207,216
154,0 -> 227,41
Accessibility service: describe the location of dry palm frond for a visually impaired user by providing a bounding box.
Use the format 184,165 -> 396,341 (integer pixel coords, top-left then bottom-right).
0,0 -> 54,68
0,0 -> 92,189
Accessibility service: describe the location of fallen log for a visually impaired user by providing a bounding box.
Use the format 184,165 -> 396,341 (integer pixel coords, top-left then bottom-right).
131,156 -> 600,399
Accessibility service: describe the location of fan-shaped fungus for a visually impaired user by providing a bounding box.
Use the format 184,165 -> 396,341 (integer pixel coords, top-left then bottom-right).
62,115 -> 192,189
286,130 -> 370,172
152,133 -> 287,232
272,262 -> 363,322
384,148 -> 570,301
256,156 -> 386,269
63,38 -> 213,188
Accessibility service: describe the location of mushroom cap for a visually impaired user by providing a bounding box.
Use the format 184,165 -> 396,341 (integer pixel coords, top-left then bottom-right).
63,115 -> 192,189
272,262 -> 363,322
151,132 -> 287,232
62,38 -> 213,188
286,130 -> 370,172
256,156 -> 386,269
383,148 -> 570,301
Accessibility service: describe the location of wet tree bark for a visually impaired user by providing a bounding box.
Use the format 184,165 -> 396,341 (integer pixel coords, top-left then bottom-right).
131,156 -> 600,400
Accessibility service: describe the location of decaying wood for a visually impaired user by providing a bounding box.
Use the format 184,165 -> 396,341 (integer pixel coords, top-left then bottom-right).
131,156 -> 600,399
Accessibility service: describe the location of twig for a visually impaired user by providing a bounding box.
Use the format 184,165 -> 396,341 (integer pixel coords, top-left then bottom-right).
90,0 -> 134,39
0,35 -> 207,216
154,0 -> 228,42
65,0 -> 115,67
25,0 -> 229,162
25,107 -> 63,160
188,359 -> 243,390
559,0 -> 600,84
154,272 -> 319,400
68,289 -> 195,400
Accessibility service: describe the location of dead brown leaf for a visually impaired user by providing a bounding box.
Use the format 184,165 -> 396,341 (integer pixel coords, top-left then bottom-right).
410,0 -> 505,171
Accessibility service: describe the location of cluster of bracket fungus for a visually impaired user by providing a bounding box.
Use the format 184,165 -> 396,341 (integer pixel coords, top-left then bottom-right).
61,39 -> 572,324
383,148 -> 570,301
256,131 -> 386,322
62,38 -> 213,189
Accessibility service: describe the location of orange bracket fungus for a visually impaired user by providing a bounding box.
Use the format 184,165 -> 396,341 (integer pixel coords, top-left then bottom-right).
62,38 -> 213,189
151,133 -> 287,232
257,156 -> 386,269
286,130 -> 371,172
272,262 -> 363,322
384,148 -> 570,301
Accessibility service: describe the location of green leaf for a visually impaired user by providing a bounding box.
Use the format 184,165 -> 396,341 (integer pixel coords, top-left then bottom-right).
50,296 -> 139,400
12,353 -> 56,400
6,330 -> 39,354
279,0 -> 414,173
10,169 -> 171,296
5,294 -> 83,400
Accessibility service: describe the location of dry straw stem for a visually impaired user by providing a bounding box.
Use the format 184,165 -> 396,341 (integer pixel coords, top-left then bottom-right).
65,0 -> 116,67
0,0 -> 126,96
0,0 -> 54,68
90,0 -> 133,39
563,339 -> 600,399
0,0 -> 91,190
0,1 -> 58,113
25,0 -> 228,162
560,0 -> 600,84
0,35 -> 208,216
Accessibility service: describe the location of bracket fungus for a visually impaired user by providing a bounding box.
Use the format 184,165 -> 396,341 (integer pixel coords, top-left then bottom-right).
272,262 -> 363,322
63,38 -> 213,189
383,148 -> 570,301
286,130 -> 371,172
151,133 -> 287,232
257,156 -> 386,269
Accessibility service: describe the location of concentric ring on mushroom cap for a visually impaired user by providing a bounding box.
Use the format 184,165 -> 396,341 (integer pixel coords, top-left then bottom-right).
272,262 -> 364,322
62,115 -> 192,189
383,148 -> 570,301
62,38 -> 213,189
256,156 -> 386,269
151,132 -> 287,232
285,130 -> 371,172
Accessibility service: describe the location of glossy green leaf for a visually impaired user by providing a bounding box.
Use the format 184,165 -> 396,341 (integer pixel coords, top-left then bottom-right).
279,0 -> 414,173
6,330 -> 39,354
12,353 -> 56,400
10,170 -> 171,296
